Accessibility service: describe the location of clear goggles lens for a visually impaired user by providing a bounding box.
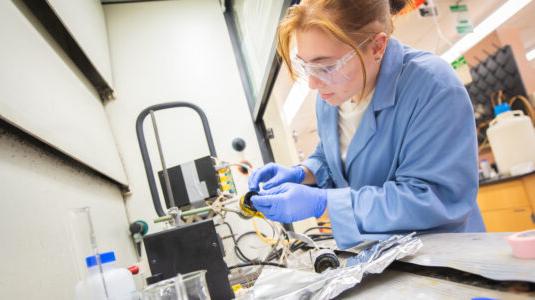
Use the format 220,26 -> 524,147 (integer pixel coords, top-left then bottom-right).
290,36 -> 373,85
291,50 -> 356,85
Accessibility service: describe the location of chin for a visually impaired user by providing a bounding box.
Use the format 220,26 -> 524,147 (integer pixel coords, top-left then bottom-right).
323,97 -> 345,107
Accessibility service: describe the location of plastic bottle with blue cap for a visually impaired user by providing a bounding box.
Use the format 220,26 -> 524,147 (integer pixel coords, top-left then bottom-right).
493,103 -> 511,117
75,251 -> 137,300
487,104 -> 535,175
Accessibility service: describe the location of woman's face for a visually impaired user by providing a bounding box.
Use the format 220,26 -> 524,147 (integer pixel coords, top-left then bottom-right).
295,27 -> 384,106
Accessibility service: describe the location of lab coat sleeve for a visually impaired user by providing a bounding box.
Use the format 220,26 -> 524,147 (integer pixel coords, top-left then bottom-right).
301,142 -> 335,189
327,85 -> 480,249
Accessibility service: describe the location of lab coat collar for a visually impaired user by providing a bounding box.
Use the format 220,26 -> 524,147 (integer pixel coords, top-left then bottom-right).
322,104 -> 347,187
343,37 -> 404,172
372,37 -> 404,112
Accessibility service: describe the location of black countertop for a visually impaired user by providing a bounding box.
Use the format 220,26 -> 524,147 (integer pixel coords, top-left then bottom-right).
479,170 -> 535,187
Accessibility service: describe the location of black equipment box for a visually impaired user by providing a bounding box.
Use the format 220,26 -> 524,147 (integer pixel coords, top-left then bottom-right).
143,220 -> 234,300
158,155 -> 219,209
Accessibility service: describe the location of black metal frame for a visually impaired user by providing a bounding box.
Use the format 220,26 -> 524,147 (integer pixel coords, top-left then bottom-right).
20,0 -> 114,101
223,0 -> 297,164
224,1 -> 301,230
136,102 -> 217,217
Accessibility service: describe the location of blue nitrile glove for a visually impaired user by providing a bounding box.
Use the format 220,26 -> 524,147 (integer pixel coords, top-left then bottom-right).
251,183 -> 327,223
248,163 -> 305,192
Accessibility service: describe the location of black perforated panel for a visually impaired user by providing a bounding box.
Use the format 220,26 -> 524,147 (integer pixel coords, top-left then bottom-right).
465,45 -> 528,143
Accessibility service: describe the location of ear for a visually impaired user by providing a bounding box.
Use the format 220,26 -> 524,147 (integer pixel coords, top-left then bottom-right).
371,32 -> 388,58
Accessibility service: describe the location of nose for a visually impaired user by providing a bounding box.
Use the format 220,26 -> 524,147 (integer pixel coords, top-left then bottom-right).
308,75 -> 324,90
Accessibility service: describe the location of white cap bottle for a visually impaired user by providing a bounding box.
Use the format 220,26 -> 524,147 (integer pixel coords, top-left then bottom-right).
75,251 -> 137,300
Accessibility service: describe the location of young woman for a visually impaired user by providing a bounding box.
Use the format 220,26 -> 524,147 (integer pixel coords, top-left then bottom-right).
249,0 -> 485,249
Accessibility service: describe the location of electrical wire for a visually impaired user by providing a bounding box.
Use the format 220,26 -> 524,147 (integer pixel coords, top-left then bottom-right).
236,230 -> 269,244
228,262 -> 286,270
199,185 -> 335,269
303,226 -> 332,235
431,8 -> 453,54
214,161 -> 252,172
239,219 -> 289,265
227,163 -> 252,172
251,218 -> 282,245
274,223 -> 289,265
509,95 -> 535,124
216,222 -> 256,263
214,196 -> 334,267
234,231 -> 277,263
264,233 -> 334,262
288,235 -> 333,252
219,223 -> 250,262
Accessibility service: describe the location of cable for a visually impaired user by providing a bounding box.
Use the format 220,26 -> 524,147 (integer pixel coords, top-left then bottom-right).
431,8 -> 453,54
233,224 -> 335,264
215,162 -> 252,172
234,231 -> 275,263
219,223 -> 250,262
228,262 -> 286,270
290,235 -> 333,249
235,231 -> 260,243
250,221 -> 288,265
216,222 -> 255,263
264,234 -> 334,262
509,95 -> 535,124
228,163 -> 252,172
252,218 -> 280,245
303,226 -> 332,235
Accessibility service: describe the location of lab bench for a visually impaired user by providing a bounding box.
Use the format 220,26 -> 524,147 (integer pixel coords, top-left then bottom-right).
244,233 -> 534,299
338,232 -> 535,299
478,170 -> 535,232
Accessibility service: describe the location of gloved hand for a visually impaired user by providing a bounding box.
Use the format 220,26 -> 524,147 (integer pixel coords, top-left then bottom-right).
248,163 -> 305,192
251,183 -> 327,223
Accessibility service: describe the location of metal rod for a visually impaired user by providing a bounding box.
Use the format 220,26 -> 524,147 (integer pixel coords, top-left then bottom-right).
82,207 -> 110,299
149,110 -> 175,210
136,102 -> 217,217
154,206 -> 212,223
181,206 -> 212,217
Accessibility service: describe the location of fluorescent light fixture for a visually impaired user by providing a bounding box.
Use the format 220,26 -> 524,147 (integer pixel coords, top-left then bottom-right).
527,48 -> 535,61
441,0 -> 533,63
283,80 -> 310,124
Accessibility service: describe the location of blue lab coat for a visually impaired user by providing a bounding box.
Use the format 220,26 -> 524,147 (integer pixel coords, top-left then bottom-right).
302,38 -> 485,250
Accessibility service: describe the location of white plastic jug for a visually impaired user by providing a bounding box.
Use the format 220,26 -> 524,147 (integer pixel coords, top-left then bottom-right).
75,251 -> 137,300
487,110 -> 535,175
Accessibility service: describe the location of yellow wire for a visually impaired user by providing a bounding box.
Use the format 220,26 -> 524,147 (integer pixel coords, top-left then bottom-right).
251,219 -> 295,247
252,219 -> 278,245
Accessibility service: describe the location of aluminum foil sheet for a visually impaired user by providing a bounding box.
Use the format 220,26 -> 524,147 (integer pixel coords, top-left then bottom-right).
250,232 -> 423,299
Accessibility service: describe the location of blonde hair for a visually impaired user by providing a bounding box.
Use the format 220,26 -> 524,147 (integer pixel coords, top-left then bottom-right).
277,0 -> 412,98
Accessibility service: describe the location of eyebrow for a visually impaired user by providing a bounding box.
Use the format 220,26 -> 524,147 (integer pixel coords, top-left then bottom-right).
296,54 -> 334,63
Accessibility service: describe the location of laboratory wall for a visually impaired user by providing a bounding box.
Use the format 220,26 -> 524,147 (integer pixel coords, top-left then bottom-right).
1,0 -> 271,295
0,125 -> 136,299
48,0 -> 114,84
0,1 -> 136,298
103,0 -> 264,260
0,0 -> 127,185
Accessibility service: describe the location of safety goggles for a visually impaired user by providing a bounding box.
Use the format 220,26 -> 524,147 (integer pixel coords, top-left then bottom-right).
291,38 -> 370,85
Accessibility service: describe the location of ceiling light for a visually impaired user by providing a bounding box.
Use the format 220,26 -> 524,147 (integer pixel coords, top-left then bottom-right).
527,48 -> 535,61
441,0 -> 533,63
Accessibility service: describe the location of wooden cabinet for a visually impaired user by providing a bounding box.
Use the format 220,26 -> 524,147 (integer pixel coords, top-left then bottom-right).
523,174 -> 535,214
477,172 -> 535,232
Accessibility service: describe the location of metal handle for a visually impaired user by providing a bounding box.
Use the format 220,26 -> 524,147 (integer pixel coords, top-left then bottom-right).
136,102 -> 217,217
